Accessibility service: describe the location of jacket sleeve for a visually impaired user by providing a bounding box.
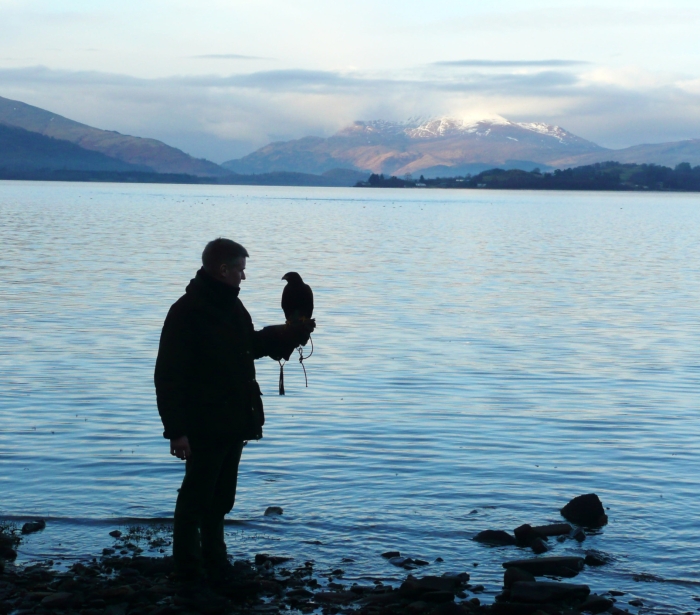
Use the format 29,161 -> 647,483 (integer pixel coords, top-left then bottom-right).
154,303 -> 192,440
251,324 -> 307,361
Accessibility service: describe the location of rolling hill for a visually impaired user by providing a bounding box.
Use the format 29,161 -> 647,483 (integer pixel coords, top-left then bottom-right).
549,138 -> 700,168
0,95 -> 226,176
0,123 -> 150,172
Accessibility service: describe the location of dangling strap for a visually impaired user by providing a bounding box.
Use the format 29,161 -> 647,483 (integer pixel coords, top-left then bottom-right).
278,360 -> 286,395
297,334 -> 313,388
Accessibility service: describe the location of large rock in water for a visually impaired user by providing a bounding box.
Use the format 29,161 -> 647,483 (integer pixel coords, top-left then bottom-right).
530,523 -> 572,537
490,603 -> 564,615
513,524 -> 537,544
398,574 -> 466,599
514,523 -> 572,542
560,494 -> 608,527
510,581 -> 590,604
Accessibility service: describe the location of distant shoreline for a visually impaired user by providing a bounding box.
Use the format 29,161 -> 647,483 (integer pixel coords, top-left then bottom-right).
2,160 -> 700,192
0,169 -> 361,188
356,161 -> 700,192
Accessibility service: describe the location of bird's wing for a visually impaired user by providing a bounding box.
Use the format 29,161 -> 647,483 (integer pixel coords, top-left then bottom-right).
281,284 -> 294,320
301,283 -> 314,319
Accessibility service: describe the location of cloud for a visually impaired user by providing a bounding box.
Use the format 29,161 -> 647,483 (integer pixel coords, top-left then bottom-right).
0,65 -> 145,86
173,68 -> 581,96
439,70 -> 580,93
191,54 -> 272,60
432,60 -> 590,68
183,69 -> 358,90
0,65 -> 581,96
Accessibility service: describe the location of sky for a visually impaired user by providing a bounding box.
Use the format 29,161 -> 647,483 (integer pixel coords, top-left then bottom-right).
1,0 -> 700,162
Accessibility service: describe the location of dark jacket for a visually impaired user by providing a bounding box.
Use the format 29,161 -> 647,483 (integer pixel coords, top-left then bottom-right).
154,268 -> 292,442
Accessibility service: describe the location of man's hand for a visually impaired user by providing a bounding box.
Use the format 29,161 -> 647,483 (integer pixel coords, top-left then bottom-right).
170,436 -> 191,460
264,320 -> 317,361
290,318 -> 316,347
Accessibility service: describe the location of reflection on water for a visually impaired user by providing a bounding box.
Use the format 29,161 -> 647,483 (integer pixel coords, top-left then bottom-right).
1,182 -> 700,612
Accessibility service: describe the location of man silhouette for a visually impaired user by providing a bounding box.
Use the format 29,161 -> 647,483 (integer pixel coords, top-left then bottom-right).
154,238 -> 313,587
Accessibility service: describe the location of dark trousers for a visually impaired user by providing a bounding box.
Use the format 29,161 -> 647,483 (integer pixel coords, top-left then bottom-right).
173,438 -> 244,575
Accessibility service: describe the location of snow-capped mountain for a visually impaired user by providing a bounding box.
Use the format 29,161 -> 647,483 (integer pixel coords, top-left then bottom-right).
223,115 -> 608,177
340,116 -> 593,146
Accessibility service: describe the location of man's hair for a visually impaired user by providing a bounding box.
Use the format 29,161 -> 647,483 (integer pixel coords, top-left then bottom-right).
202,238 -> 249,274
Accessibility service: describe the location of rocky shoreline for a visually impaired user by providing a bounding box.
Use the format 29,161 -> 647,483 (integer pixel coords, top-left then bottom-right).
0,495 -> 672,615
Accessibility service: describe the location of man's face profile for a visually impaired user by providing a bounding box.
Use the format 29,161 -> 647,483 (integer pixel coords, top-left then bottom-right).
219,257 -> 247,288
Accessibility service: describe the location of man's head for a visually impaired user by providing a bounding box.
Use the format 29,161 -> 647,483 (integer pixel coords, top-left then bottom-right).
202,238 -> 249,288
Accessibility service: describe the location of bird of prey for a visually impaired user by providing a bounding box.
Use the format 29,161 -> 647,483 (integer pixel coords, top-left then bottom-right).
281,272 -> 314,323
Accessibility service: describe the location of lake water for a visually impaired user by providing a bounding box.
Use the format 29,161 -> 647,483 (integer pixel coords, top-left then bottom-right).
1,181 -> 699,612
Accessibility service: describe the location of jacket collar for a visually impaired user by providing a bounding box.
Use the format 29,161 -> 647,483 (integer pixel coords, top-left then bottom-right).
187,267 -> 240,309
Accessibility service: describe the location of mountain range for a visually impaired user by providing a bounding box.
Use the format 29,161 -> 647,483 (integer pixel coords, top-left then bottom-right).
0,94 -> 699,182
222,116 -> 700,177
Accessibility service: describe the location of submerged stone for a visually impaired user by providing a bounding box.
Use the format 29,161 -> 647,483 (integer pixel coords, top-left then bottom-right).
255,553 -> 292,566
530,538 -> 548,554
41,591 -> 73,608
474,530 -> 517,546
314,590 -> 357,604
422,590 -> 455,603
441,571 -> 470,582
580,594 -> 615,613
21,519 -> 46,534
0,545 -> 17,561
286,588 -> 314,599
584,550 -> 612,567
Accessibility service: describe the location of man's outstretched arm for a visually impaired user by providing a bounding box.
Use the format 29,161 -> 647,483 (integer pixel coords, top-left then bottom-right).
251,320 -> 316,361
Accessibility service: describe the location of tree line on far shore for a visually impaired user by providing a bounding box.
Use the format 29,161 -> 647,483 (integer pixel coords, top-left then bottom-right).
357,162 -> 700,191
